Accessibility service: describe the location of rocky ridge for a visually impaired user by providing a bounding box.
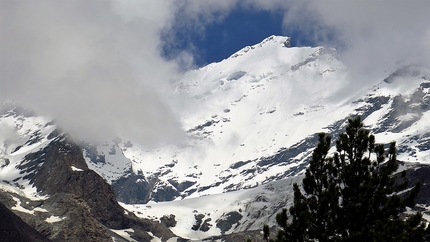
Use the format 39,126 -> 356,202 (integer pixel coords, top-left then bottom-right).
0,35 -> 430,241
0,131 -> 179,241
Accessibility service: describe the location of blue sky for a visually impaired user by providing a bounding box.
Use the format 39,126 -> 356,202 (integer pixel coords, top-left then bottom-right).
162,9 -> 284,66
162,8 -> 317,66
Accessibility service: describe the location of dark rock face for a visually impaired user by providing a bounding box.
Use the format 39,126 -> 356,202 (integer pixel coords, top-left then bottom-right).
395,163 -> 430,207
18,138 -> 128,229
0,189 -> 172,242
168,179 -> 196,194
113,174 -> 148,203
160,214 -> 177,228
112,174 -> 197,204
36,194 -> 116,242
9,137 -> 179,242
0,201 -> 52,242
152,184 -> 181,202
191,214 -> 212,232
112,173 -> 158,204
200,219 -> 212,232
216,211 -> 243,234
354,96 -> 391,121
204,230 -> 265,242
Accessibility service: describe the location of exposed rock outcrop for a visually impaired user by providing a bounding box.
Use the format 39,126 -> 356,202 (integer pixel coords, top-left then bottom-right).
6,136 -> 178,242
19,138 -> 129,229
0,201 -> 52,242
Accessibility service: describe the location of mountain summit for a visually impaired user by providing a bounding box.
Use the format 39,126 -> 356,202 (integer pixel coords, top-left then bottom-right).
0,36 -> 429,241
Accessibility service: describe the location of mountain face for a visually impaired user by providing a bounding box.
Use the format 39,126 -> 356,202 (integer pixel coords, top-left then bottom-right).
0,115 -> 178,241
0,201 -> 51,242
94,36 -> 351,203
1,35 -> 430,241
88,36 -> 429,204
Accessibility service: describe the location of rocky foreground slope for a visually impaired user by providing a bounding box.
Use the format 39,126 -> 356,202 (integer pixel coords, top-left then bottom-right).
1,131 -> 430,241
0,130 -> 179,241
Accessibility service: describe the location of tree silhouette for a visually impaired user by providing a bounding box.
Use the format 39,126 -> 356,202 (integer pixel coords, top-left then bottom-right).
267,117 -> 428,242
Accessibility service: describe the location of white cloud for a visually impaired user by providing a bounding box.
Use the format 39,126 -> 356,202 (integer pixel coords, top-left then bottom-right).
0,0 -> 184,145
283,1 -> 430,82
1,0 -> 428,145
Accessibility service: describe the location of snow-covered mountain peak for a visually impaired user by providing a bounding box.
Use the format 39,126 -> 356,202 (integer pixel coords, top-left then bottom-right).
172,36 -> 346,119
99,36 -> 356,201
228,35 -> 291,59
1,34 -> 430,241
108,38 -> 428,204
2,35 -> 429,207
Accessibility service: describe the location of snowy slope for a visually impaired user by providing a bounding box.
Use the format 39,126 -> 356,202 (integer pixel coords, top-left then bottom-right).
359,66 -> 430,163
0,35 -> 429,205
0,105 -> 57,199
122,175 -> 302,240
76,36 -> 430,204
97,36 -> 354,199
0,35 -> 429,241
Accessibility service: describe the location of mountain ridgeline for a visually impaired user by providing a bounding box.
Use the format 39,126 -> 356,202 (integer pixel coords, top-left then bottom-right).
0,35 -> 430,241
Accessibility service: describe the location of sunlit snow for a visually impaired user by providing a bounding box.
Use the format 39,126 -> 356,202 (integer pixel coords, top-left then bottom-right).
45,215 -> 64,223
71,166 -> 83,172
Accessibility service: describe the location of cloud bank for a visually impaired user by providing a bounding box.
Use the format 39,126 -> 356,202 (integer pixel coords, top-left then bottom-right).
1,0 -> 428,145
167,0 -> 429,81
0,0 -> 183,145
297,1 -> 430,81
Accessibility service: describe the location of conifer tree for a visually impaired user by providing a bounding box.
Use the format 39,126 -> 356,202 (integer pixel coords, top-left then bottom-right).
263,224 -> 271,242
267,116 -> 428,242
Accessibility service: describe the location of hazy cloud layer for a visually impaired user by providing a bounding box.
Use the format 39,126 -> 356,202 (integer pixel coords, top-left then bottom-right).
299,1 -> 430,82
161,0 -> 291,62
167,0 -> 429,99
1,0 -> 428,145
0,0 -> 183,145
167,0 -> 429,82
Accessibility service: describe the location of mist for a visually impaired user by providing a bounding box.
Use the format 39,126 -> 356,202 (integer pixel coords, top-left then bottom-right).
167,0 -> 429,83
1,0 -> 428,145
0,0 -> 184,145
284,1 -> 430,82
